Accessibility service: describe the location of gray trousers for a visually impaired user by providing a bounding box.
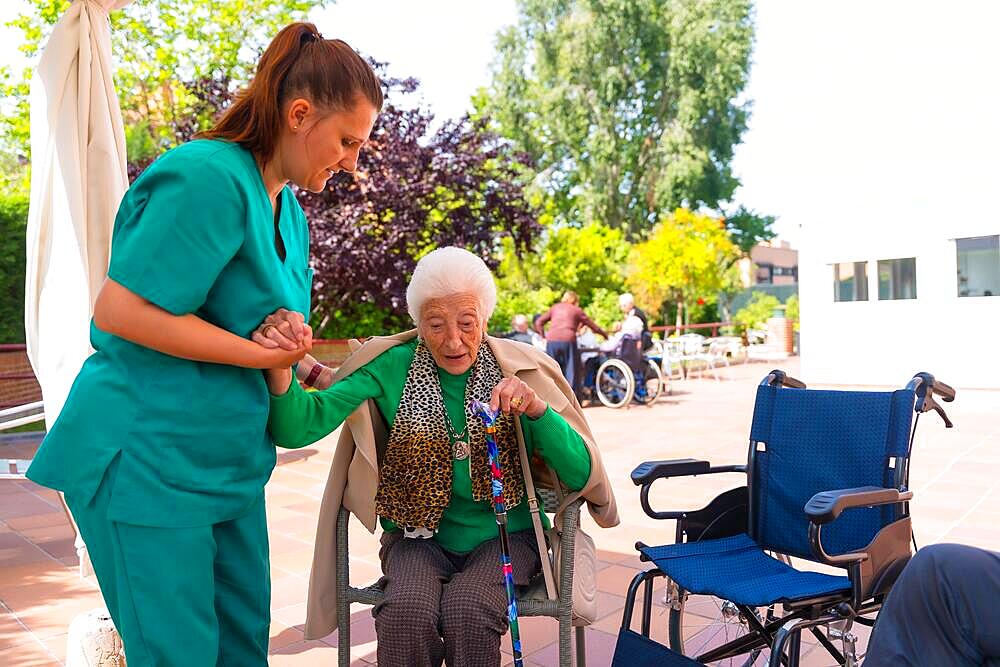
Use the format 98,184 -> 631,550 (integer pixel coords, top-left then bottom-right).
866,543 -> 1000,666
373,529 -> 541,667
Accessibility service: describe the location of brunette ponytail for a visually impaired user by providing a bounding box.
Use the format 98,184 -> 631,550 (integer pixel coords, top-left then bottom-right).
197,22 -> 382,165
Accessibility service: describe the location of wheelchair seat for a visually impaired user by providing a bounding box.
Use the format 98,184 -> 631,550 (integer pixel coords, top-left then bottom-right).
638,533 -> 850,607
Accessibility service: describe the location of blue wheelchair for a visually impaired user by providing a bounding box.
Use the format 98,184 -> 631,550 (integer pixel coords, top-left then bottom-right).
582,334 -> 666,408
611,370 -> 956,666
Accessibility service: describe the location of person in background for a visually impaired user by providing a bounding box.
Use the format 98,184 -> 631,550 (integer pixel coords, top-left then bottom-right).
503,314 -> 541,347
535,291 -> 608,399
618,292 -> 653,350
576,324 -> 600,404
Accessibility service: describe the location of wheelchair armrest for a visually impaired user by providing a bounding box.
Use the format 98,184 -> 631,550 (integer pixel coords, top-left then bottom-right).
805,486 -> 913,526
806,486 -> 913,566
632,458 -> 735,485
633,459 -> 746,520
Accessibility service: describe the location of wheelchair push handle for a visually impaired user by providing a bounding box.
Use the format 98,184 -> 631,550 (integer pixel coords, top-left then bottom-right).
762,369 -> 806,389
933,379 -> 956,402
910,372 -> 956,428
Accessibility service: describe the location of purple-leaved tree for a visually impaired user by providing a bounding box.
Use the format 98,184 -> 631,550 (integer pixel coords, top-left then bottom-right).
298,67 -> 540,337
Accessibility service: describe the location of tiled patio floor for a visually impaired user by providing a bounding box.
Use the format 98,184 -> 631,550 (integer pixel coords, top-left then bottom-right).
2,359 -> 998,666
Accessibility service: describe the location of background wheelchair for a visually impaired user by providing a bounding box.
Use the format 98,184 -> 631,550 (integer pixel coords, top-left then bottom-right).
583,334 -> 666,408
611,369 -> 956,666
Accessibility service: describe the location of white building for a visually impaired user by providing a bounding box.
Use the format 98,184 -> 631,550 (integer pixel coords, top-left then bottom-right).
800,219 -> 999,389
737,5 -> 1000,390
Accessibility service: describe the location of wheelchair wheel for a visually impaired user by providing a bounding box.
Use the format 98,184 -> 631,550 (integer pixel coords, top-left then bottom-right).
666,585 -> 767,666
632,359 -> 664,405
596,358 -> 634,408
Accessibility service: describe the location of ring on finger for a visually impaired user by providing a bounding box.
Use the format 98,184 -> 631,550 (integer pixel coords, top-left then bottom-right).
260,323 -> 277,337
511,396 -> 524,409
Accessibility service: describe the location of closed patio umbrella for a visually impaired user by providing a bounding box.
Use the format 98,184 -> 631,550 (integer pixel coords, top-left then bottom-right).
24,0 -> 132,426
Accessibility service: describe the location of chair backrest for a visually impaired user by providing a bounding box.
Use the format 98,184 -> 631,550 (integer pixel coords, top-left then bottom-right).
679,333 -> 705,354
748,383 -> 915,560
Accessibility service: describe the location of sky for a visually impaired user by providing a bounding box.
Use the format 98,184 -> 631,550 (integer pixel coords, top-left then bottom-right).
3,0 -> 999,249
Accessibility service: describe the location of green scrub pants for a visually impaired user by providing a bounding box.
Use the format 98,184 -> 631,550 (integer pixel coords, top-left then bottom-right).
66,456 -> 271,666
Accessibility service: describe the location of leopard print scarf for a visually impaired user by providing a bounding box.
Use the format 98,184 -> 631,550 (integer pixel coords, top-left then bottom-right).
374,340 -> 524,532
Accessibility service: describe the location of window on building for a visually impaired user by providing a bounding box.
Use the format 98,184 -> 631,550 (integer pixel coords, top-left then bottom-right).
833,261 -> 868,302
878,258 -> 917,300
756,263 -> 773,284
956,236 -> 999,297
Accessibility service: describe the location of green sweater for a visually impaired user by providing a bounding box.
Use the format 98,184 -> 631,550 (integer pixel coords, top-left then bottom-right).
268,339 -> 592,554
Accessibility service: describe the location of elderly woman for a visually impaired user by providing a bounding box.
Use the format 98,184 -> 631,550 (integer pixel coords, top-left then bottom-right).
260,247 -> 618,666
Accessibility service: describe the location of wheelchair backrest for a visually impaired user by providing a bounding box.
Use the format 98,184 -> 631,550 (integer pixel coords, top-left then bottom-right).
618,334 -> 644,372
748,383 -> 915,560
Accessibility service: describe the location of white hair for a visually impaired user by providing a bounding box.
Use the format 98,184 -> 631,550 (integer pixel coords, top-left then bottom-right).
406,247 -> 498,324
619,292 -> 635,308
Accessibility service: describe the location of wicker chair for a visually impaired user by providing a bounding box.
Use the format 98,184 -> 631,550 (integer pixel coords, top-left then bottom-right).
335,488 -> 587,666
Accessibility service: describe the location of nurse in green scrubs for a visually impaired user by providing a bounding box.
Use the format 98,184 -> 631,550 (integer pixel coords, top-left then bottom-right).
26,22 -> 381,666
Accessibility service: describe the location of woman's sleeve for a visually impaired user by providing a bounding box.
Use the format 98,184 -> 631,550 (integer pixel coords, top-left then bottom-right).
107,151 -> 246,316
520,407 -> 592,491
268,364 -> 383,449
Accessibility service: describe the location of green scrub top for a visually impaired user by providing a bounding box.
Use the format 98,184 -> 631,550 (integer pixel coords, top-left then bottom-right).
27,139 -> 313,528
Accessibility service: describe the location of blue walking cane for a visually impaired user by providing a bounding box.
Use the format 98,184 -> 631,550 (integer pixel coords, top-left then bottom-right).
471,399 -> 524,667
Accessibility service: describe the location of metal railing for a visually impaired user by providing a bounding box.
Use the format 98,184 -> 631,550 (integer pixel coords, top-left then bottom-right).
649,321 -> 733,338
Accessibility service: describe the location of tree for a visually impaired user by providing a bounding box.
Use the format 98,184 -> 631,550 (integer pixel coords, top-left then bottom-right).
724,205 -> 777,256
1,0 -> 327,164
298,68 -> 541,337
482,0 -> 754,236
626,208 -> 741,328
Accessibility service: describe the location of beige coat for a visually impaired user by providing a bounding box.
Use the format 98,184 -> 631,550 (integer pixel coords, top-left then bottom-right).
302,330 -> 620,639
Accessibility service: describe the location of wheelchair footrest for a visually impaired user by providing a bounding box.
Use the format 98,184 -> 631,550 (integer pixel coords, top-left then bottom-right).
611,630 -> 703,666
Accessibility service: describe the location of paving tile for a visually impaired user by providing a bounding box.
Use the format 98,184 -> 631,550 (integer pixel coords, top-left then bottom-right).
4,513 -> 69,533
0,610 -> 34,651
0,638 -> 60,666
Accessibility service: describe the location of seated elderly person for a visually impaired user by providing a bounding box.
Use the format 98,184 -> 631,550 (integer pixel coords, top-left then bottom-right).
258,247 -> 618,667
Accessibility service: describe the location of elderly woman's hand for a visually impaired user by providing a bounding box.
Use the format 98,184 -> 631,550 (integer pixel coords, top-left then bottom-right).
490,377 -> 547,419
252,308 -> 312,351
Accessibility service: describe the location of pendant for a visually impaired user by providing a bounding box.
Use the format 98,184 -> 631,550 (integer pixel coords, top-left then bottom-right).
453,440 -> 470,461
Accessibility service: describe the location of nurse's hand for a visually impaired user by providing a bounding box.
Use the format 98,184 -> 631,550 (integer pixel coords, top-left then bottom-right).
253,309 -> 312,351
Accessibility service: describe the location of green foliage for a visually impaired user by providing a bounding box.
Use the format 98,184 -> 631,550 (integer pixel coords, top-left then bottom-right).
724,205 -> 777,256
784,293 -> 799,331
310,301 -> 409,340
733,291 -> 781,330
483,0 -> 754,235
0,193 -> 30,343
626,208 -> 741,326
2,0 -> 328,163
124,121 -> 159,164
583,288 -> 623,331
537,222 -> 629,296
